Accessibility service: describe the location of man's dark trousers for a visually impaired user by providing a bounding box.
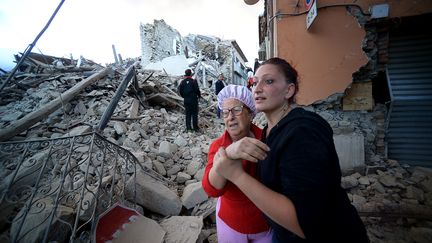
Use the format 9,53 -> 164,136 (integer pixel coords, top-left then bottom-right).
185,101 -> 198,131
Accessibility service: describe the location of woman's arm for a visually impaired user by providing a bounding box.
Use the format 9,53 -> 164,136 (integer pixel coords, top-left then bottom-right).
208,134 -> 268,191
225,137 -> 270,162
202,141 -> 227,194
208,151 -> 227,189
213,147 -> 305,238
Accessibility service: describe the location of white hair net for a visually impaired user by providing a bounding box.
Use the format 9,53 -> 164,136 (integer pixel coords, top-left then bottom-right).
217,85 -> 256,116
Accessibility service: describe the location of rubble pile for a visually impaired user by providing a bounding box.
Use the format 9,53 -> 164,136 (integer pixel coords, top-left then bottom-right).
0,54 -> 224,242
344,162 -> 432,242
0,54 -> 431,243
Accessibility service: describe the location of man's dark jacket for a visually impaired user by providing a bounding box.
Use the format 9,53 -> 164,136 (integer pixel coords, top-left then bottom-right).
215,79 -> 225,95
178,77 -> 201,105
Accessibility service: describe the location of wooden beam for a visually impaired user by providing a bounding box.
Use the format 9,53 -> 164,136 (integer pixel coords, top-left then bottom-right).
0,68 -> 110,142
356,203 -> 432,220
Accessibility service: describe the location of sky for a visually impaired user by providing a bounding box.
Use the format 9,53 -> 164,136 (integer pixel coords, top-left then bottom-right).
0,0 -> 264,71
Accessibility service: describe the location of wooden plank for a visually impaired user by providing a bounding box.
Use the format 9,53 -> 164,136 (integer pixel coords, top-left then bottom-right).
147,94 -> 184,109
356,203 -> 432,220
343,82 -> 373,111
0,68 -> 110,142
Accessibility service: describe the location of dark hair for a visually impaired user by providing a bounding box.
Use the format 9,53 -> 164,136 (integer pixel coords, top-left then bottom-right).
261,57 -> 298,103
185,69 -> 192,76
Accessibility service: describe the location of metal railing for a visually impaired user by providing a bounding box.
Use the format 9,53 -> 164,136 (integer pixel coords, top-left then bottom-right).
0,132 -> 141,242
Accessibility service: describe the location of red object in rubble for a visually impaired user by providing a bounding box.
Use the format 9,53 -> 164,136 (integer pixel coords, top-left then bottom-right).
94,203 -> 140,243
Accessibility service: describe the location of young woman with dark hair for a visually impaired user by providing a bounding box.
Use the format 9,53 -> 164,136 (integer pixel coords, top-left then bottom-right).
212,58 -> 369,242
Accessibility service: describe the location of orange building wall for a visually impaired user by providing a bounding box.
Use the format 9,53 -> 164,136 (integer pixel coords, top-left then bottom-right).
273,0 -> 432,105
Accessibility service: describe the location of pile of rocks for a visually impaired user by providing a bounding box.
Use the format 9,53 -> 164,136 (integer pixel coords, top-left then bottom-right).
345,161 -> 432,242
0,58 -> 223,242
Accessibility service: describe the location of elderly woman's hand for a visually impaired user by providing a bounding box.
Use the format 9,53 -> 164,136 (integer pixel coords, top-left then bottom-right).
213,147 -> 244,181
225,137 -> 270,162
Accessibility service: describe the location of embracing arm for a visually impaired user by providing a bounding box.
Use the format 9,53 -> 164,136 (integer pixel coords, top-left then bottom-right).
206,133 -> 269,193
214,147 -> 305,238
232,165 -> 305,238
225,137 -> 269,162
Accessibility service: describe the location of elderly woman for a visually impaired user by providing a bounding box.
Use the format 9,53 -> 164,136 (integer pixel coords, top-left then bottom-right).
202,85 -> 273,243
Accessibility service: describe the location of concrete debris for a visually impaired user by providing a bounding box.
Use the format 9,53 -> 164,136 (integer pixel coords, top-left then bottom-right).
181,181 -> 209,210
0,47 -> 431,242
126,170 -> 183,216
159,216 -> 203,243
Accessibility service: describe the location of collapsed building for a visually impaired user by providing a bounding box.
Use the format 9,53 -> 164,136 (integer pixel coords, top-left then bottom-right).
140,19 -> 250,88
0,18 -> 431,243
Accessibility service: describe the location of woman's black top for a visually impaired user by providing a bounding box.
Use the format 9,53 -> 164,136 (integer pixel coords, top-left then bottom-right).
258,108 -> 369,243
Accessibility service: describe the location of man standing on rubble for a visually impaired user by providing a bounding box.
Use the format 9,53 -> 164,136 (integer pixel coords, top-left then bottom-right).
215,74 -> 225,118
178,69 -> 201,132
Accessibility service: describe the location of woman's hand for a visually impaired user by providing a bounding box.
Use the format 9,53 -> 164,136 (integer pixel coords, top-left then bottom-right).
213,147 -> 244,182
225,137 -> 270,162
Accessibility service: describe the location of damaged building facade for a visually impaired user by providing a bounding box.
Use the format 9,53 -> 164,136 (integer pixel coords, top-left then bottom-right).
140,19 -> 250,88
247,0 -> 432,169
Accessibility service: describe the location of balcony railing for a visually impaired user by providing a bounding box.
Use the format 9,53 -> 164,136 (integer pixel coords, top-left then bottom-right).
0,132 -> 158,242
